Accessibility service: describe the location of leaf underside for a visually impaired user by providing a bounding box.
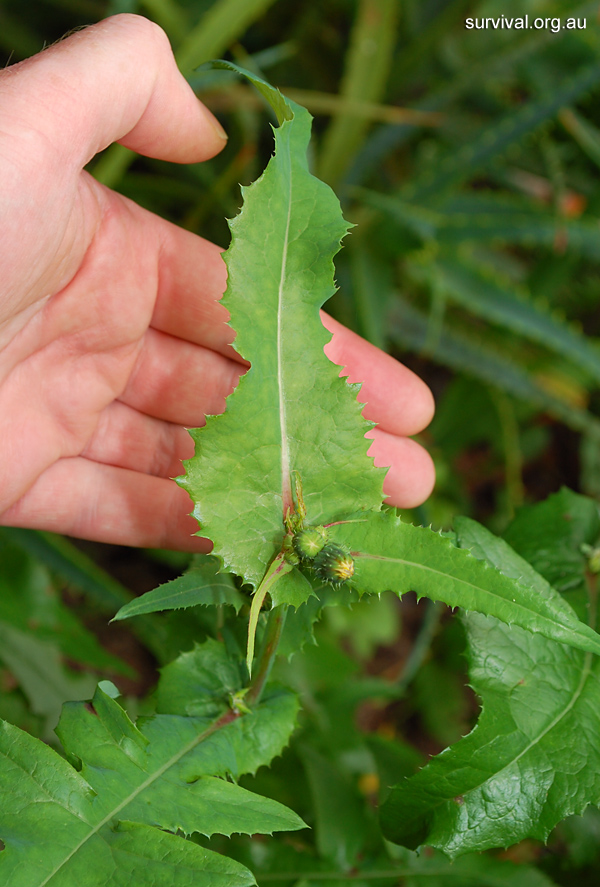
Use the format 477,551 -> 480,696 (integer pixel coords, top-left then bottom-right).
177,66 -> 600,668
178,63 -> 385,590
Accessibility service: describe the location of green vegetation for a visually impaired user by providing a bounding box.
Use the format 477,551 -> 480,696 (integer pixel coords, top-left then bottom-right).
3,1 -> 600,884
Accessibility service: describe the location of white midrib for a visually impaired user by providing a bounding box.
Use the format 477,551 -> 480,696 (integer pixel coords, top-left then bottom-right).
276,168 -> 294,514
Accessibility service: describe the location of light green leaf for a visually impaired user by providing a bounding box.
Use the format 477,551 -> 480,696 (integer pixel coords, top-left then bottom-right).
328,512 -> 600,656
178,63 -> 385,590
0,639 -> 303,885
113,555 -> 244,620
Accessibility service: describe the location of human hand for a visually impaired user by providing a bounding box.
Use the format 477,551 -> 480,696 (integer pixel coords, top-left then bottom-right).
0,14 -> 434,551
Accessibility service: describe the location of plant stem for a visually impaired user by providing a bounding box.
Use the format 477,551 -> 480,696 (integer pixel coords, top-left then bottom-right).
246,553 -> 293,674
489,386 -> 524,519
396,598 -> 444,694
246,604 -> 288,707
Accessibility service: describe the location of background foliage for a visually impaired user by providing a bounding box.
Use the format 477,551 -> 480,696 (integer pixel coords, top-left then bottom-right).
2,0 -> 600,884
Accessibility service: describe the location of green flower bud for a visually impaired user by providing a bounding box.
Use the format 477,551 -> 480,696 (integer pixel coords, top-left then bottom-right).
313,543 -> 355,585
293,525 -> 329,561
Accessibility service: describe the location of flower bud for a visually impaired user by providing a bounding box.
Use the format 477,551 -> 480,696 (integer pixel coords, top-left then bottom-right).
293,525 -> 329,561
313,543 -> 355,585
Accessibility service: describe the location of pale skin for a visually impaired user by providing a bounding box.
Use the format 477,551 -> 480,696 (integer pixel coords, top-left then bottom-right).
0,14 -> 435,552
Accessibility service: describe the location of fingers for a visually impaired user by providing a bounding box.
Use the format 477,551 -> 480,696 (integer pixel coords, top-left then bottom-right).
321,313 -> 435,437
366,428 -> 435,508
0,14 -> 227,169
151,218 -> 242,361
80,401 -> 435,509
81,401 -> 194,478
0,426 -> 434,551
119,327 -> 245,426
0,458 -> 211,552
81,404 -> 435,508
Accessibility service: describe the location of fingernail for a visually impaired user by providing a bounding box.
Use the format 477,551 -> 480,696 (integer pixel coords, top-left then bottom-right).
209,112 -> 228,141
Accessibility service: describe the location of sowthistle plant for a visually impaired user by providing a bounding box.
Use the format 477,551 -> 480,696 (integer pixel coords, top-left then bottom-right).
3,64 -> 600,884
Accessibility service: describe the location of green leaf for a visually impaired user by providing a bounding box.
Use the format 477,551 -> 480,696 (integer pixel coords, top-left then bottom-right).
435,212 -> 600,259
358,186 -> 600,262
318,0 -> 398,186
299,744 -> 378,869
0,528 -> 169,662
503,487 -> 600,600
560,106 -> 600,171
178,63 -> 385,590
399,59 -> 600,204
0,639 -> 303,885
380,503 -> 600,855
397,847 -> 562,887
454,515 -> 567,602
75,823 -> 257,887
328,511 -> 600,656
323,590 -> 400,659
0,534 -> 125,672
416,255 -> 600,386
228,836 -> 561,886
0,527 -> 131,612
113,555 -> 244,620
389,296 -> 600,440
175,0 -> 281,74
0,624 -> 97,736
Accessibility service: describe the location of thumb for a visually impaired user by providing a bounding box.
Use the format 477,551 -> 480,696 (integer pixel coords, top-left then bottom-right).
0,14 -> 227,169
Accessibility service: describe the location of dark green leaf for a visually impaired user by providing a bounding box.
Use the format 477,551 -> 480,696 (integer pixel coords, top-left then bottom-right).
381,502 -> 600,855
0,640 -> 303,884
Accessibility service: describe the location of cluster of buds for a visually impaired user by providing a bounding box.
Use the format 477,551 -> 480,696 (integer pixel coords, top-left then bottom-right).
283,523 -> 355,586
283,471 -> 355,586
